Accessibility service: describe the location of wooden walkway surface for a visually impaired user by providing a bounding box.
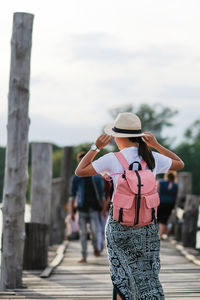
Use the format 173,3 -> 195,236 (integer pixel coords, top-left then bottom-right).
1,239 -> 200,299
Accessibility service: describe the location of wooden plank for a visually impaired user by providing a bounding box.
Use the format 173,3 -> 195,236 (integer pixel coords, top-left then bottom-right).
40,241 -> 68,278
1,239 -> 200,299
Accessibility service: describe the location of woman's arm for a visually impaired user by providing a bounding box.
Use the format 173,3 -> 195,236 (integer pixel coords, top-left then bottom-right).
143,132 -> 184,171
75,134 -> 113,177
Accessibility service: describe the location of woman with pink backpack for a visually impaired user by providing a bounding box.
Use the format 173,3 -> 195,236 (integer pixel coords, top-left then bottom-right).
75,112 -> 184,300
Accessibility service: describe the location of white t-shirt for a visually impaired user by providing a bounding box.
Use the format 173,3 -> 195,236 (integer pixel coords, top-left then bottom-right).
92,146 -> 172,188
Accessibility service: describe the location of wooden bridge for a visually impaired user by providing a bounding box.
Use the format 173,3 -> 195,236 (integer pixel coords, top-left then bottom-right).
1,239 -> 200,299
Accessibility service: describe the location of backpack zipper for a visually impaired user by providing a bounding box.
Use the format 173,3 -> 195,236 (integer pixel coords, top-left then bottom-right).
118,207 -> 123,223
134,170 -> 142,226
134,195 -> 138,225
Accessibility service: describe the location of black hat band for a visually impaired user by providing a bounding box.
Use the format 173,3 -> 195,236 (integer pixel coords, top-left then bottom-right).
112,127 -> 142,134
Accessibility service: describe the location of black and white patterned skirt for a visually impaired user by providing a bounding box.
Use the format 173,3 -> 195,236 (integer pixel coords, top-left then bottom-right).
105,205 -> 164,300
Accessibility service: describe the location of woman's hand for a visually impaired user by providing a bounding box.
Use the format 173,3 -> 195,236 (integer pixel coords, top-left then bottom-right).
143,132 -> 159,148
143,131 -> 184,171
75,135 -> 112,177
95,134 -> 113,150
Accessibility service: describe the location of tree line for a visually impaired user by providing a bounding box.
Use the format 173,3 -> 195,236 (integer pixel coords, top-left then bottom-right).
0,102 -> 199,202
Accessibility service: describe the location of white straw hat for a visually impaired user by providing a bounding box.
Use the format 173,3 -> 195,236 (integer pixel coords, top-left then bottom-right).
104,112 -> 146,137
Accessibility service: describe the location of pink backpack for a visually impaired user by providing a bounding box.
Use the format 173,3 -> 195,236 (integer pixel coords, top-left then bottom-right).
113,152 -> 160,227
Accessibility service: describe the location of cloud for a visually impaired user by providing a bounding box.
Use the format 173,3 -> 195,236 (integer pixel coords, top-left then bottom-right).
1,112 -> 107,147
61,32 -> 181,66
158,85 -> 200,100
98,77 -> 137,99
68,33 -> 134,63
31,74 -> 56,86
28,114 -> 104,146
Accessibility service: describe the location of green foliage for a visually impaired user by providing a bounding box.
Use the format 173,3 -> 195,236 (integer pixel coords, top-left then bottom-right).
0,105 -> 199,201
26,143 -> 63,202
136,103 -> 178,137
53,149 -> 62,178
108,103 -> 178,150
26,166 -> 32,203
184,120 -> 200,142
108,104 -> 133,118
0,142 -> 109,203
175,120 -> 200,195
72,143 -> 110,172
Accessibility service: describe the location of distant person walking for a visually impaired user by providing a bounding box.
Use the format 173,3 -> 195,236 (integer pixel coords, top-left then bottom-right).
75,112 -> 184,300
70,151 -> 105,263
66,207 -> 80,241
98,176 -> 114,252
157,172 -> 178,239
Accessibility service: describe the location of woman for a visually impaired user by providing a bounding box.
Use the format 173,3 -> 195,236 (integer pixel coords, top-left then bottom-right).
76,112 -> 184,300
157,172 -> 178,239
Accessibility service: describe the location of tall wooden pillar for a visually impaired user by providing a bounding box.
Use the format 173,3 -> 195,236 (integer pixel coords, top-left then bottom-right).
182,195 -> 200,247
50,178 -> 65,245
23,143 -> 52,270
60,146 -> 73,242
61,146 -> 73,204
174,172 -> 192,241
31,143 -> 52,225
177,172 -> 192,208
1,12 -> 34,289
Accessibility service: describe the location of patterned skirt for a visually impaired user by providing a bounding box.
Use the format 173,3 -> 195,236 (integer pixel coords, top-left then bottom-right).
105,205 -> 165,300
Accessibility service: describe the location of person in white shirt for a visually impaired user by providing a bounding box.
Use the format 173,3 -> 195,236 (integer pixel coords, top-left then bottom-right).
75,112 -> 184,300
66,207 -> 80,241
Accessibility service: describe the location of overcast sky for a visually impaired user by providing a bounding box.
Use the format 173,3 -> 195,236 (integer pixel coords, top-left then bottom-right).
1,0 -> 200,147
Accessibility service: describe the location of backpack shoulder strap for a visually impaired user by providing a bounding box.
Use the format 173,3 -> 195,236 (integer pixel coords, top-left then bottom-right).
114,152 -> 129,169
114,152 -> 147,170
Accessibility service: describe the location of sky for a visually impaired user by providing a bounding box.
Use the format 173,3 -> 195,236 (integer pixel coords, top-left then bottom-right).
1,0 -> 200,147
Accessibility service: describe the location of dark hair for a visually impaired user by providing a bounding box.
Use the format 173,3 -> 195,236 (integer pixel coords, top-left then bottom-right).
77,151 -> 87,162
167,173 -> 175,182
128,137 -> 155,170
73,207 -> 77,214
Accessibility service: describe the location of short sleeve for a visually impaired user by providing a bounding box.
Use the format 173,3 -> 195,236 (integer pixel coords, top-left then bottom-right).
153,152 -> 172,175
70,175 -> 78,197
92,153 -> 114,175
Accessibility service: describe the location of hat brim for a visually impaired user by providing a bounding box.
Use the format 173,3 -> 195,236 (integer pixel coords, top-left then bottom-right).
104,123 -> 146,138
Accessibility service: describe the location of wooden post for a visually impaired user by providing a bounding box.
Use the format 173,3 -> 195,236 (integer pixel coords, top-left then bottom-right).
174,172 -> 192,241
59,147 -> 73,242
50,178 -> 65,245
182,195 -> 200,248
23,223 -> 49,270
31,143 -> 52,225
0,12 -> 34,289
61,147 -> 73,203
176,172 -> 192,208
23,143 -> 52,270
